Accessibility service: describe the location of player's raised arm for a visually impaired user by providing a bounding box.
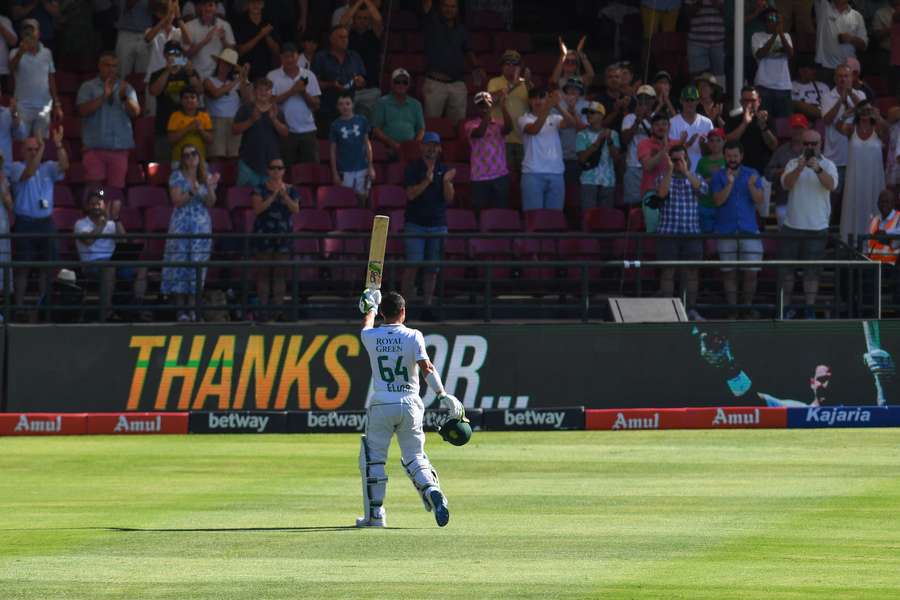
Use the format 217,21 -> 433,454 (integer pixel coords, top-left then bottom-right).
359,289 -> 381,330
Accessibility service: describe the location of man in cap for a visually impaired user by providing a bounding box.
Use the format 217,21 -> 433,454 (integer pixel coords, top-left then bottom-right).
765,113 -> 810,227
74,189 -> 127,320
9,19 -> 61,138
752,8 -> 794,118
621,85 -> 657,205
487,49 -> 532,171
267,41 -> 322,165
372,68 -> 425,157
556,76 -> 589,184
76,52 -> 141,190
402,132 -> 454,319
149,40 -> 203,163
185,0 -> 236,79
576,101 -> 620,208
669,85 -> 714,174
463,91 -> 512,209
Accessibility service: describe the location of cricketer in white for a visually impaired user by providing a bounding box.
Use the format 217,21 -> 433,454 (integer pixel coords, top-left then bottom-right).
356,289 -> 464,528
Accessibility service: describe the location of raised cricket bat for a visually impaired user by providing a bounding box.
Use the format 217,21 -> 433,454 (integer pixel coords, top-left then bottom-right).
862,320 -> 887,406
365,215 -> 390,290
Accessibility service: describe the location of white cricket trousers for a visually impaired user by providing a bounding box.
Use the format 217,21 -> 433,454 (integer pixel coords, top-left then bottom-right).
365,399 -> 427,466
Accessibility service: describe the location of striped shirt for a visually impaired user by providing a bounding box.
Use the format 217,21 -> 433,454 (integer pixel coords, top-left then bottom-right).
686,0 -> 725,46
655,173 -> 707,234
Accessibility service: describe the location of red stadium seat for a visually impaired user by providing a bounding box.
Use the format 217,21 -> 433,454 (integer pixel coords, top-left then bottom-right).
386,209 -> 406,258
293,208 -> 332,259
388,53 -> 426,76
62,116 -> 81,139
144,206 -> 173,232
55,71 -> 80,95
209,207 -> 232,232
494,32 -> 533,54
479,208 -> 522,232
626,207 -> 645,232
294,186 -> 315,208
146,162 -> 171,186
471,9 -> 505,30
125,162 -> 146,185
134,117 -> 155,163
51,207 -> 82,231
118,206 -> 143,232
444,208 -> 477,282
317,185 -> 358,209
54,184 -> 76,208
425,117 -> 457,139
583,207 -> 625,231
64,162 -> 85,185
325,208 -> 374,281
127,185 -> 169,210
208,160 -> 237,186
469,31 -> 491,54
225,186 -> 254,210
371,184 -> 407,212
406,32 -> 424,52
291,163 -> 330,185
385,162 -> 408,185
390,10 -> 419,30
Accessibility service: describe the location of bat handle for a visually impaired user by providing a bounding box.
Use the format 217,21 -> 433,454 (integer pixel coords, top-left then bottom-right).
874,374 -> 887,407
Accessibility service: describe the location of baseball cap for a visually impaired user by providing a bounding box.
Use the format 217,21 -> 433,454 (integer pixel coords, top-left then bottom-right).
473,91 -> 493,106
22,18 -> 39,31
391,68 -> 411,81
680,85 -> 700,101
653,70 -> 672,83
422,131 -> 441,144
563,77 -> 584,94
163,40 -> 183,56
694,72 -> 721,89
789,113 -> 810,129
636,84 -> 657,98
581,101 -> 606,116
500,49 -> 522,64
708,127 -> 726,140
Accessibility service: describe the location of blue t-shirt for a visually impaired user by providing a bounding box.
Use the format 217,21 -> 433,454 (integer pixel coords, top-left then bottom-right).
329,114 -> 370,173
404,159 -> 448,228
711,165 -> 764,234
10,161 -> 62,218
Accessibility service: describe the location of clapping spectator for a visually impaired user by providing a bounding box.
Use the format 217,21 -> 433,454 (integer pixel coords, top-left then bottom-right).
765,113 -> 809,227
464,91 -> 512,210
262,0 -> 307,47
596,64 -> 633,133
518,88 -> 576,211
555,77 -> 589,184
791,56 -> 829,121
669,85 -> 714,173
487,49 -> 531,171
725,86 -> 777,173
696,127 -> 726,231
166,86 -> 213,165
298,31 -> 317,70
161,144 -> 219,322
372,68 -> 424,157
77,52 -> 141,190
268,42 -> 321,165
234,0 -> 280,82
814,0 -> 867,83
185,0 -> 236,79
695,72 -> 724,128
550,36 -> 595,90
753,9 -> 794,119
143,0 -> 190,117
115,0 -> 152,77
779,129 -> 837,318
421,0 -> 484,123
684,0 -> 726,92
149,40 -> 202,163
343,0 -> 384,120
74,190 -> 125,319
232,77 -> 289,186
203,49 -> 250,160
251,157 -> 299,321
312,25 -> 366,135
329,92 -> 374,205
621,85 -> 656,205
0,89 -> 26,174
821,64 -> 866,201
0,13 -> 18,89
652,71 -> 677,118
10,127 -> 69,320
638,112 -> 677,198
9,19 -> 61,138
181,0 -> 224,21
576,102 -> 620,209
838,106 -> 887,241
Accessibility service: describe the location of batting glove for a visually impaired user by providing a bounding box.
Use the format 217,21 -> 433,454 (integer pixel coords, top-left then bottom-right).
358,289 -> 382,314
864,350 -> 896,377
438,393 -> 464,420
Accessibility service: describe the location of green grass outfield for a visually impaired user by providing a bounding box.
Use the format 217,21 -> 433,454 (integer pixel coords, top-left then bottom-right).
2,430 -> 900,599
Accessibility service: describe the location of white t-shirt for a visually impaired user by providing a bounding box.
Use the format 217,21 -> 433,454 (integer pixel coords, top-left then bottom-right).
782,155 -> 838,230
621,113 -> 651,168
185,17 -> 236,79
10,45 -> 55,111
182,1 -> 226,20
0,16 -> 17,76
820,87 -> 866,167
267,66 -> 321,134
791,80 -> 829,108
668,112 -> 713,173
74,217 -> 117,261
361,323 -> 428,404
144,28 -> 184,82
815,0 -> 868,69
517,112 -> 565,175
752,31 -> 793,91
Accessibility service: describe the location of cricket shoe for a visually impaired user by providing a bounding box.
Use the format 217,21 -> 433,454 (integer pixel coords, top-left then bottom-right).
355,508 -> 387,528
429,489 -> 450,527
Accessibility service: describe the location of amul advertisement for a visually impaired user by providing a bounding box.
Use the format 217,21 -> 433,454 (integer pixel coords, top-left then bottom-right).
4,321 -> 898,412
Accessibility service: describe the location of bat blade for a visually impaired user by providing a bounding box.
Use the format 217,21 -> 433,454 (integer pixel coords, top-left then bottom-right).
366,215 -> 390,290
863,320 -> 887,406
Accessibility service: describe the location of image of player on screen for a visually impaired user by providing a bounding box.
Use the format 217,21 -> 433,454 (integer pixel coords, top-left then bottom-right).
693,322 -> 896,406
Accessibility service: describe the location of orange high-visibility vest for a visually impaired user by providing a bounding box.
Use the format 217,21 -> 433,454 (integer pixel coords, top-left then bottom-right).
867,212 -> 900,264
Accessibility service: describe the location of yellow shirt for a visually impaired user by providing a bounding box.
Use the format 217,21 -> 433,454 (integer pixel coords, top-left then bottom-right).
167,110 -> 213,163
487,75 -> 529,145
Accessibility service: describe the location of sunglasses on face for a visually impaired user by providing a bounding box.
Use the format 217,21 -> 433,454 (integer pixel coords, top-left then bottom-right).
802,142 -> 818,146
183,150 -> 199,158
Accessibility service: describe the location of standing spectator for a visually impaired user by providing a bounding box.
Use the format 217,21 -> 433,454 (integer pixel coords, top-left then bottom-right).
148,41 -> 202,163
791,57 -> 829,122
203,48 -> 249,161
821,65 -> 866,201
814,0 -> 867,83
9,19 -> 60,138
143,0 -> 190,117
181,0 -> 224,21
402,132 -> 453,320
0,89 -> 26,173
487,49 -> 531,172
776,0 -> 814,35
843,57 -> 876,102
343,0 -> 384,120
161,144 -> 219,321
550,36 -> 595,90
185,0 -> 236,79
421,0 -> 485,123
839,106 -> 887,241
711,141 -> 766,317
872,0 -> 900,83
10,127 -> 68,319
12,1 -> 58,50
640,0 -> 682,71
312,25 -> 366,136
298,31 -> 317,70
576,102 -> 620,209
638,112 -> 677,197
262,0 -> 307,47
166,86 -> 213,164
232,77 -> 289,186
74,190 -> 126,319
684,0 -> 726,93
0,14 -> 18,90
725,86 -> 777,174
596,64 -> 633,133
463,91 -> 512,210
234,0 -> 280,82
752,9 -> 794,119
556,77 -> 589,184
518,88 -> 576,211
656,145 -> 708,319
742,0 -> 771,86
887,107 -> 900,191
765,113 -> 809,228
779,129 -> 837,318
866,189 -> 900,263
669,85 -> 714,174
621,86 -> 656,205
695,72 -> 725,128
372,68 -> 425,157
77,52 -> 141,190
115,0 -> 152,77
0,162 -> 11,302
251,157 -> 299,321
329,92 -> 374,206
696,127 -> 726,232
268,42 -> 321,165
651,71 -> 677,118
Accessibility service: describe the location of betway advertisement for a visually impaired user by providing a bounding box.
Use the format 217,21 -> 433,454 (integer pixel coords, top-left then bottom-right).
6,321 -> 900,412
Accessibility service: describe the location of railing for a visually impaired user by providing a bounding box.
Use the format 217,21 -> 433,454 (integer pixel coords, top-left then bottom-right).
0,231 -> 882,323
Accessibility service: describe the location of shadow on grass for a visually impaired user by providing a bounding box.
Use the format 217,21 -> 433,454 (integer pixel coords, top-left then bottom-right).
0,525 -> 422,532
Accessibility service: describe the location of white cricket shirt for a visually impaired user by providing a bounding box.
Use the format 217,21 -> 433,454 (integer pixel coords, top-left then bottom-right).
361,323 -> 428,404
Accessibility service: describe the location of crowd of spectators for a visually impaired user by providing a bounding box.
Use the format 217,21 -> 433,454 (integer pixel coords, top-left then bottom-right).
0,0 -> 897,322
